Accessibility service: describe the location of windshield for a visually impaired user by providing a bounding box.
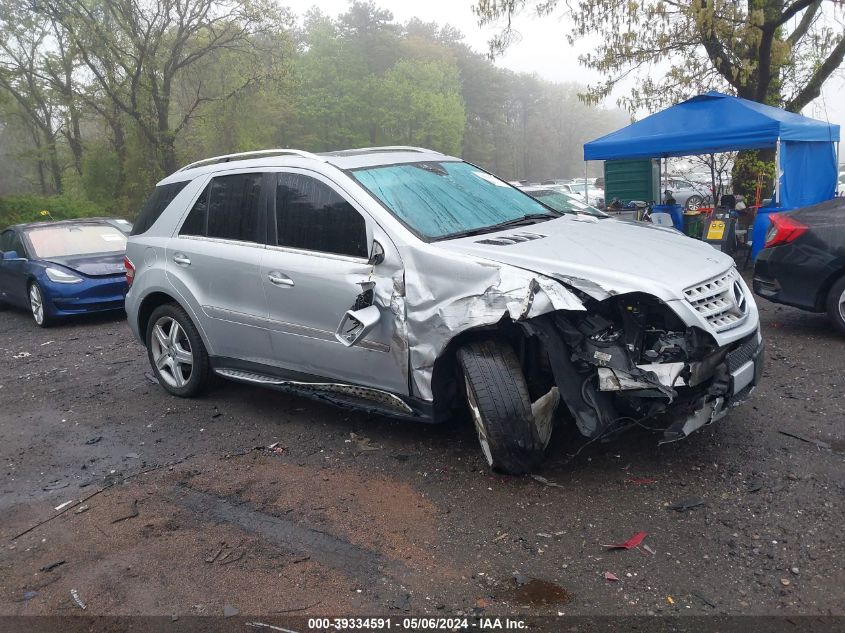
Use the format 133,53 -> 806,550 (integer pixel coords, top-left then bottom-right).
529,190 -> 607,217
351,161 -> 554,239
26,224 -> 127,258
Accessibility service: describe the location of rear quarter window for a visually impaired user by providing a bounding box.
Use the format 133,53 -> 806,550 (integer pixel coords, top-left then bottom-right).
131,181 -> 190,236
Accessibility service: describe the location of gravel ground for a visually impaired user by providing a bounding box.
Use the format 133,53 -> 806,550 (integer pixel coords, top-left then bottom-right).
0,284 -> 843,620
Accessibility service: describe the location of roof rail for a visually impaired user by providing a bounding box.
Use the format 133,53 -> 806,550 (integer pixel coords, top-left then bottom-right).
346,146 -> 442,154
177,149 -> 324,172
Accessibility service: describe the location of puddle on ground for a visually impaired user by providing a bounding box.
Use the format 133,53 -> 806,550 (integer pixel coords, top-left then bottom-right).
507,579 -> 573,607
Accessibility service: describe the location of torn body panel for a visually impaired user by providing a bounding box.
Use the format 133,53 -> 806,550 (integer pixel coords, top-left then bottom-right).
400,247 -> 585,401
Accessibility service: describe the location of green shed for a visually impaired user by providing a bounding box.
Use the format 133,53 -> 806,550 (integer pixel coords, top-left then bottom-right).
603,158 -> 660,205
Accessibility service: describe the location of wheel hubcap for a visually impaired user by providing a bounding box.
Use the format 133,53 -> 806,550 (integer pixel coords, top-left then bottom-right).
151,316 -> 193,388
465,377 -> 494,466
29,285 -> 43,325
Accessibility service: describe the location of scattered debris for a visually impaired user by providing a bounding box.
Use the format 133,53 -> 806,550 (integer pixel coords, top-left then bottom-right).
350,432 -> 380,452
642,544 -> 656,556
778,430 -> 831,450
691,591 -> 716,608
667,596 -> 675,605
604,571 -> 619,581
124,452 -> 140,460
39,560 -> 66,572
223,604 -> 240,617
291,555 -> 311,564
492,532 -> 509,542
85,436 -> 102,445
246,622 -> 292,632
43,481 -> 69,491
668,498 -> 706,512
40,340 -> 54,346
219,549 -> 244,565
74,505 -> 89,514
266,442 -> 286,454
780,578 -> 791,587
746,478 -> 764,493
625,477 -> 657,485
15,591 -> 38,602
390,594 -> 411,611
13,351 -> 31,359
111,499 -> 139,524
54,500 -> 74,512
530,474 -> 565,489
512,572 -> 528,587
603,531 -> 647,550
790,567 -> 800,575
143,372 -> 159,385
70,589 -> 86,610
205,546 -> 225,564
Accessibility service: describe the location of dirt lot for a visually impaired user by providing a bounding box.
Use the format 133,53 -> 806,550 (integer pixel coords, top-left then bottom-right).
1,284 -> 843,622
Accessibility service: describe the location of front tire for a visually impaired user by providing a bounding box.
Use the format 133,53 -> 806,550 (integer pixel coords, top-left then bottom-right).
146,303 -> 210,397
29,282 -> 54,328
458,340 -> 549,474
826,275 -> 845,335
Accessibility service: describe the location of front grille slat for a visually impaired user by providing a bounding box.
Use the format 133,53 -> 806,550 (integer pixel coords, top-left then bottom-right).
684,268 -> 749,333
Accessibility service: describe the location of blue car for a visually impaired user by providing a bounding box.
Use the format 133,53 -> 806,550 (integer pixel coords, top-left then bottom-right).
0,219 -> 129,327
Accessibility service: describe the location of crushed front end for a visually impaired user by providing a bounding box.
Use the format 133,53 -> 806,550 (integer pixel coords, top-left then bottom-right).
519,271 -> 764,444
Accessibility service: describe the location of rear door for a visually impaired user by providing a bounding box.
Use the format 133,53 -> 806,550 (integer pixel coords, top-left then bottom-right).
165,171 -> 273,364
260,169 -> 408,394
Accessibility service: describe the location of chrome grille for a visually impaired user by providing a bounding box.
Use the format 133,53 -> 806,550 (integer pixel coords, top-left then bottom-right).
684,268 -> 748,332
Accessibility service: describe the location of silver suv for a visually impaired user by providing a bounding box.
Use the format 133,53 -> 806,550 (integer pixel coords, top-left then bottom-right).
125,147 -> 763,474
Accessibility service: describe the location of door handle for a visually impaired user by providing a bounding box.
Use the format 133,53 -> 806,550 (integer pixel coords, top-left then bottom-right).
172,253 -> 191,266
267,271 -> 295,287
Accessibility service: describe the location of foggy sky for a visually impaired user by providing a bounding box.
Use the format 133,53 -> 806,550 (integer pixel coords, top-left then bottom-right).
307,0 -> 845,144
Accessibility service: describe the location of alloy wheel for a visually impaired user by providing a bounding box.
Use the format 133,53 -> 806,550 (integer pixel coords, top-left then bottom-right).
839,288 -> 845,322
29,284 -> 44,325
150,316 -> 194,388
465,377 -> 494,466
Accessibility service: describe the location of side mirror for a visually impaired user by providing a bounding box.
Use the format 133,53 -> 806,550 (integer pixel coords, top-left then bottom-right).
368,240 -> 385,266
335,305 -> 381,347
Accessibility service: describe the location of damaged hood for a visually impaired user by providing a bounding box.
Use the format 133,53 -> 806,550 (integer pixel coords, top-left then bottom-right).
434,215 -> 735,300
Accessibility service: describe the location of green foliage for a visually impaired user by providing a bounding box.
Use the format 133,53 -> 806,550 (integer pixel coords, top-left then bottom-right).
732,151 -> 776,200
0,194 -> 107,227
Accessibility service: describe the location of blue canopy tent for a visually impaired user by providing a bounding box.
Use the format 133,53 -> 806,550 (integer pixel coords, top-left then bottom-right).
583,92 -> 840,257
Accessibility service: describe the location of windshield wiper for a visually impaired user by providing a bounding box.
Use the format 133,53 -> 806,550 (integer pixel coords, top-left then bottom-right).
438,213 -> 558,241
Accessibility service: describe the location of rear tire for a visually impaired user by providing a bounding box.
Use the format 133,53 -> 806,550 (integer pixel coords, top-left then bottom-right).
685,195 -> 703,211
458,340 -> 547,475
826,275 -> 845,336
146,303 -> 210,397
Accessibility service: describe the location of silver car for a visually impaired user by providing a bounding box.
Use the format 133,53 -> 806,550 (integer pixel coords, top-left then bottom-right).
125,147 -> 763,474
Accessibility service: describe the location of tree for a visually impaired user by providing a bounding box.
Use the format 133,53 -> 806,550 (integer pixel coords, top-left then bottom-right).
44,0 -> 289,175
474,0 -> 845,113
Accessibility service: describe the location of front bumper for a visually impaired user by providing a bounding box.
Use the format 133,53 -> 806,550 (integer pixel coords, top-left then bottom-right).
43,274 -> 127,316
660,329 -> 764,442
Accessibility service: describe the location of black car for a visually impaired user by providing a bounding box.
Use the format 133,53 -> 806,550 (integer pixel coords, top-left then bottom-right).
753,198 -> 845,334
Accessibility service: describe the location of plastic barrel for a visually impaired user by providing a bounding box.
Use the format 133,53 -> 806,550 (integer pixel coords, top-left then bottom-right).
652,204 -> 684,232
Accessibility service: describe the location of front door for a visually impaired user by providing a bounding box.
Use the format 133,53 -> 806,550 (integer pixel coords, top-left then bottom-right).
260,169 -> 408,395
165,171 -> 273,364
0,229 -> 30,308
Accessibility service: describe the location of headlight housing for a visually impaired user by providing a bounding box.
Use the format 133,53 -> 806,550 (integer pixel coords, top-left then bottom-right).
46,267 -> 83,284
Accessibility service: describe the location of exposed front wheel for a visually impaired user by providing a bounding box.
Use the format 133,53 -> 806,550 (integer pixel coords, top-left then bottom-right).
29,282 -> 54,328
458,340 -> 551,475
146,303 -> 210,397
826,275 -> 845,336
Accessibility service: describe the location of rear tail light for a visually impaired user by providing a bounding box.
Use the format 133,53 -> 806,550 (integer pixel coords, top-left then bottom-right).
764,213 -> 808,249
124,256 -> 135,288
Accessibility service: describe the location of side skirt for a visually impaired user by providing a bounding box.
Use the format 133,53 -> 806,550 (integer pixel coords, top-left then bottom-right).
210,357 -> 438,422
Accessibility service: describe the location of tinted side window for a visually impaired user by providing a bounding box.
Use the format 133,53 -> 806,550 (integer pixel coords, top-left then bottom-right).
131,181 -> 190,235
0,230 -> 13,252
275,174 -> 367,258
2,230 -> 25,256
180,173 -> 262,242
